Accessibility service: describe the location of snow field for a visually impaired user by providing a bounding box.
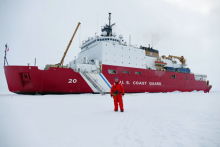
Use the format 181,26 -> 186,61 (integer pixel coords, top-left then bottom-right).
0,92 -> 220,147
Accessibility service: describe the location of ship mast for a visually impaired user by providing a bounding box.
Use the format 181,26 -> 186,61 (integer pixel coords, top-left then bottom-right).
101,13 -> 115,36
4,44 -> 9,66
109,13 -> 111,27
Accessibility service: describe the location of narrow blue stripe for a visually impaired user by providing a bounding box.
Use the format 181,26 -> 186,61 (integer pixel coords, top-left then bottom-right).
99,73 -> 111,88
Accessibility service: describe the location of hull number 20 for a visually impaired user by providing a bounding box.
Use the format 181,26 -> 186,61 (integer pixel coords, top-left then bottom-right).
68,79 -> 77,83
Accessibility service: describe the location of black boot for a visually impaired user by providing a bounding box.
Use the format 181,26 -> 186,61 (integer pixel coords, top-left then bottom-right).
121,109 -> 124,112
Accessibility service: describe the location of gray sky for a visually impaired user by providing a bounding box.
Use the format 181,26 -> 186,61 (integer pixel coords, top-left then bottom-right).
0,0 -> 220,93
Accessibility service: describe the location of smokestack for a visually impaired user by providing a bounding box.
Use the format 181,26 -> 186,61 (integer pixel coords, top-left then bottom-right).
129,35 -> 131,46
149,44 -> 150,48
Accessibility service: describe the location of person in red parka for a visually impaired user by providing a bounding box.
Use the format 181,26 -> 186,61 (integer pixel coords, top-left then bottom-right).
111,77 -> 124,112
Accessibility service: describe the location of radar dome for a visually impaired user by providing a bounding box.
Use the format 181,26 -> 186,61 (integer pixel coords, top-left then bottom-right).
102,31 -> 107,36
112,32 -> 117,37
119,34 -> 123,39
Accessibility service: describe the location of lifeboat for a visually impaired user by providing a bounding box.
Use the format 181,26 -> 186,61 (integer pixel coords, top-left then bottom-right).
155,61 -> 167,66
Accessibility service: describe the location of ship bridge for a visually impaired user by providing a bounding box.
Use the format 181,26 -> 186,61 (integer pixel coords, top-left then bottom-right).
80,36 -> 120,50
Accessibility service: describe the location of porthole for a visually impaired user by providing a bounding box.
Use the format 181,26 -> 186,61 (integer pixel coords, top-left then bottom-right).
122,71 -> 130,74
135,72 -> 142,75
171,75 -> 176,78
108,69 -> 117,74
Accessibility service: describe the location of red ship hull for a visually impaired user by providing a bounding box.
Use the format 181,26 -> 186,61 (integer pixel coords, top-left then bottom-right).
4,66 -> 93,94
4,65 -> 211,94
102,65 -> 211,93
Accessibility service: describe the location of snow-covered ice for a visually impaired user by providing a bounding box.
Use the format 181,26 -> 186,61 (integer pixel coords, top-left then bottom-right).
0,92 -> 220,147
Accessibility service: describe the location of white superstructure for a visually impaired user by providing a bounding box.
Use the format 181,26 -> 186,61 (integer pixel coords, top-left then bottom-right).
68,35 -> 183,73
68,13 -> 207,83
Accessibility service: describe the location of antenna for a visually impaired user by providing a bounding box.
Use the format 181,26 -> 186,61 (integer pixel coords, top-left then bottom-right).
97,11 -> 98,33
151,34 -> 153,48
79,25 -> 81,46
146,36 -> 148,47
129,35 -> 131,46
108,13 -> 111,26
4,44 -> 9,66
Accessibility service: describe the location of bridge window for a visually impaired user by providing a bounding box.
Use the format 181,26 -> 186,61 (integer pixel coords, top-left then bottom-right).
122,71 -> 130,74
105,38 -> 107,40
97,39 -> 99,41
108,38 -> 109,40
135,72 -> 142,74
110,38 -> 112,40
108,69 -> 117,74
171,75 -> 176,78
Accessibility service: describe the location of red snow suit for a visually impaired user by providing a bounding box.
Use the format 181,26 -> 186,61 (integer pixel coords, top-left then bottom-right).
111,82 -> 124,111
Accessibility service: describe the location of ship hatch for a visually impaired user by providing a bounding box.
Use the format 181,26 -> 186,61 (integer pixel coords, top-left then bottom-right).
21,73 -> 31,81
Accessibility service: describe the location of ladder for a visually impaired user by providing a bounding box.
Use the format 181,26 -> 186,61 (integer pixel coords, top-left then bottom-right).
80,70 -> 105,95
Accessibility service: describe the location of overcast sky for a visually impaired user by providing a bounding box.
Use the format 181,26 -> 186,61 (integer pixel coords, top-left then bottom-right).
0,0 -> 220,93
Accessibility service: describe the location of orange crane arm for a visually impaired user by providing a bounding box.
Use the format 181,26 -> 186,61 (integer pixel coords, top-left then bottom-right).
59,22 -> 81,67
162,55 -> 172,60
168,55 -> 186,65
168,55 -> 181,59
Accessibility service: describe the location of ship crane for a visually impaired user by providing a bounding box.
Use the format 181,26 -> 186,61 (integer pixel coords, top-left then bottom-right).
58,22 -> 81,67
162,55 -> 186,65
161,55 -> 171,60
168,55 -> 186,65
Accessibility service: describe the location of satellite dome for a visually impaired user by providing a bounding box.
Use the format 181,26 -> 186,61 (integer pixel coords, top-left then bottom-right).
119,34 -> 123,39
102,31 -> 107,36
112,32 -> 117,37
